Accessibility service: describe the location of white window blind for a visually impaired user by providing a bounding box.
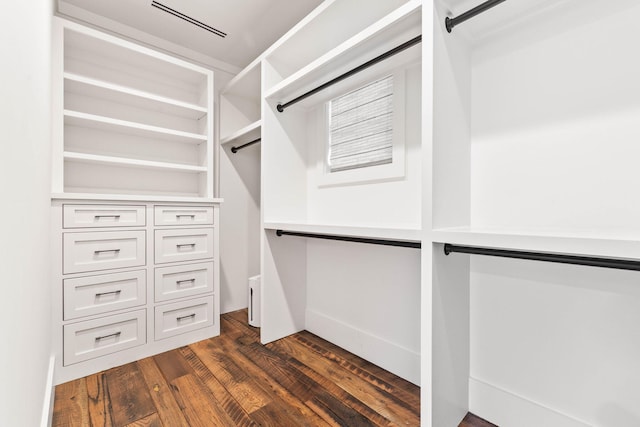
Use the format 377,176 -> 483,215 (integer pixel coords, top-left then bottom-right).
328,75 -> 394,173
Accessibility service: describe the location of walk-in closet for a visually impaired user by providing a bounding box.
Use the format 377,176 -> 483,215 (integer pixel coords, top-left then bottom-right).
2,0 -> 639,426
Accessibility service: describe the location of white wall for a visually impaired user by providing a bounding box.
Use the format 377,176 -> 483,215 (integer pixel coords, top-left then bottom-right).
0,1 -> 54,426
306,239 -> 421,384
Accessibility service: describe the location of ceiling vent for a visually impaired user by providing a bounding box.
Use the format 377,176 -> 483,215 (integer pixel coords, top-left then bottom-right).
151,1 -> 227,38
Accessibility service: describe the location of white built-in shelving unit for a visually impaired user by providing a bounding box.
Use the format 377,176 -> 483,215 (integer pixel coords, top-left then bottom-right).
50,18 -> 222,385
426,0 -> 640,426
52,18 -> 215,199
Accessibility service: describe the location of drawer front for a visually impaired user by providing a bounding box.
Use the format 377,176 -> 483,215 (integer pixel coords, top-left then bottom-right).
154,262 -> 214,302
154,206 -> 213,226
64,270 -> 146,320
63,231 -> 146,274
154,228 -> 213,264
154,296 -> 214,340
64,204 -> 145,228
63,310 -> 146,365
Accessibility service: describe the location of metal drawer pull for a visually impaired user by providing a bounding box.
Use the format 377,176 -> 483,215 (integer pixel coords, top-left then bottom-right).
176,313 -> 196,321
176,243 -> 196,248
95,290 -> 122,297
94,249 -> 121,254
94,215 -> 121,219
176,214 -> 196,219
95,331 -> 121,341
176,278 -> 196,286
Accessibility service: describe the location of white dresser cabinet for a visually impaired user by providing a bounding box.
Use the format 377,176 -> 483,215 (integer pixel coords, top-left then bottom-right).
52,199 -> 221,384
50,19 -> 222,385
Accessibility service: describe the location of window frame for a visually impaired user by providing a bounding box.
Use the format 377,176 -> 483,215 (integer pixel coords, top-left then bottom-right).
316,69 -> 406,188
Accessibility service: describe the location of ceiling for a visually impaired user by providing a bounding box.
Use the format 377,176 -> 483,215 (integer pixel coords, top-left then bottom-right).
57,0 -> 324,72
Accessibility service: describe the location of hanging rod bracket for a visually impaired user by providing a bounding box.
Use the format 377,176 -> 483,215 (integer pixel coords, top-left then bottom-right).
446,0 -> 507,33
231,137 -> 261,153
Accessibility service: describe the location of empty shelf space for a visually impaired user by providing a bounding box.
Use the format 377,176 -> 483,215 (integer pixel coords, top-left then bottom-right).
64,151 -> 207,173
221,61 -> 261,100
64,110 -> 208,144
64,73 -> 208,119
265,0 -> 421,105
220,120 -> 261,146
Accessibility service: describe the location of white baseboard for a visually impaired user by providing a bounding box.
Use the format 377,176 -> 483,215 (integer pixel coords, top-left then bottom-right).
41,355 -> 56,427
469,377 -> 592,427
305,309 -> 420,385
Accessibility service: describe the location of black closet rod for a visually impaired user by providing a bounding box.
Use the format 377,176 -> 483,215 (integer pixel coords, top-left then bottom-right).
445,0 -> 507,33
231,138 -> 261,153
444,243 -> 640,272
276,34 -> 422,113
276,229 -> 421,249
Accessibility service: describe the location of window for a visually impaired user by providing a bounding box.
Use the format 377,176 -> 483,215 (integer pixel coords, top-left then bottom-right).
328,75 -> 394,172
318,71 -> 405,187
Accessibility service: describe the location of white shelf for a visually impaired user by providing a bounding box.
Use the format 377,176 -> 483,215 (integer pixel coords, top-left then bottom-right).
220,120 -> 261,146
64,110 -> 207,144
265,221 -> 421,243
64,151 -> 207,173
64,73 -> 207,119
52,192 -> 223,204
431,226 -> 640,260
264,0 -> 421,107
221,62 -> 261,100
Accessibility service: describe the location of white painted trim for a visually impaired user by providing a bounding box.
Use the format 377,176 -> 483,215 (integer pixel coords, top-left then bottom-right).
469,377 -> 593,427
40,355 -> 56,427
305,309 -> 420,385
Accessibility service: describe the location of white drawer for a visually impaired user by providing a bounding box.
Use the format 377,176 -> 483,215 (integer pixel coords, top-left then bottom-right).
154,262 -> 214,302
64,204 -> 145,228
64,270 -> 146,320
154,296 -> 214,340
63,310 -> 146,365
63,231 -> 146,274
154,205 -> 213,226
154,228 -> 213,264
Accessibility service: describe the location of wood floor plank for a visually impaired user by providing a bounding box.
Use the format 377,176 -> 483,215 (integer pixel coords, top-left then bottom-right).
238,340 -> 383,426
153,348 -> 192,383
54,309 -> 425,427
179,345 -> 257,426
104,362 -> 156,426
86,372 -> 114,426
294,331 -> 421,411
212,326 -> 333,426
52,378 -> 89,427
216,315 -> 338,426
169,373 -> 238,427
137,357 -> 190,427
124,412 -> 162,427
460,413 -> 498,427
187,340 -> 270,414
270,336 -> 418,426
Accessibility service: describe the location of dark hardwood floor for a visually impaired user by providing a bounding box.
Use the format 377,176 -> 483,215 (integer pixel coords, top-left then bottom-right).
53,309 -> 495,426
